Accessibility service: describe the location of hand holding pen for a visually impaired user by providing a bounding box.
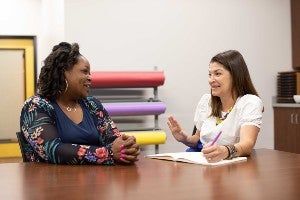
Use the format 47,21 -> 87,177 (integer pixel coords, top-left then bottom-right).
202,131 -> 224,162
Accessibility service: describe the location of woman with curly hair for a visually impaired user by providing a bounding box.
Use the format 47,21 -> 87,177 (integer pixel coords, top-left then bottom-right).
20,42 -> 140,165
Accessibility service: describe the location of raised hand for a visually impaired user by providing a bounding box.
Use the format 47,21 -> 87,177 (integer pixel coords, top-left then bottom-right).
167,115 -> 188,143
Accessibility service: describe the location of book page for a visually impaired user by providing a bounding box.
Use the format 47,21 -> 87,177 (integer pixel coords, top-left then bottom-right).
145,152 -> 247,166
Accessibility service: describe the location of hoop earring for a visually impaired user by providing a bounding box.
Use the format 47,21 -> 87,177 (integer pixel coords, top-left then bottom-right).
64,79 -> 69,93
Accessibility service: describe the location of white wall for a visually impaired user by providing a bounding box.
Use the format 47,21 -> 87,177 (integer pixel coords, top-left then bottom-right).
0,0 -> 64,73
64,0 -> 292,153
0,0 -> 292,153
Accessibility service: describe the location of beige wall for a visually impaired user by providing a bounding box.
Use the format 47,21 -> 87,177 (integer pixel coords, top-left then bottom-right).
0,50 -> 24,140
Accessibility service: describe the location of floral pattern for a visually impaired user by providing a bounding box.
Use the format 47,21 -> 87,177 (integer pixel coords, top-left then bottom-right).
19,95 -> 121,165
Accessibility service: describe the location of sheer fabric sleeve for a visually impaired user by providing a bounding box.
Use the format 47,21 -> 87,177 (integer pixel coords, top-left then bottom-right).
20,95 -> 120,165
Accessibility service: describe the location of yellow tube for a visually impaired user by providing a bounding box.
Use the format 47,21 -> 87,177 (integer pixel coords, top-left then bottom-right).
122,130 -> 167,145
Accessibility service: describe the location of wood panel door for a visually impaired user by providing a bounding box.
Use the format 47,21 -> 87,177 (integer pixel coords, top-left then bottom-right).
274,107 -> 300,153
291,0 -> 300,69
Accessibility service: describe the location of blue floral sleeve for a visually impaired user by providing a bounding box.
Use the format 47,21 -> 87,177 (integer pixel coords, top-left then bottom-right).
20,95 -> 121,165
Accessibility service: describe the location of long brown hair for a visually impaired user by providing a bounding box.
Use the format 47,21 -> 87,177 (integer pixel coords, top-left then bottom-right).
210,50 -> 259,118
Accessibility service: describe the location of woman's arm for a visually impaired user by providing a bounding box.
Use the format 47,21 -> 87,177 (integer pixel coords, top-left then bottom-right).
20,96 -> 123,165
234,125 -> 259,156
234,95 -> 263,157
167,115 -> 200,148
202,125 -> 259,162
85,96 -> 140,163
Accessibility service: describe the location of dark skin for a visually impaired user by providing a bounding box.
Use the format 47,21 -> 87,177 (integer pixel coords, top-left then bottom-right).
56,55 -> 140,164
112,134 -> 140,164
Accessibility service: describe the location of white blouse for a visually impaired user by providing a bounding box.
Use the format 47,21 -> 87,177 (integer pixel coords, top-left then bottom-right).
193,94 -> 263,146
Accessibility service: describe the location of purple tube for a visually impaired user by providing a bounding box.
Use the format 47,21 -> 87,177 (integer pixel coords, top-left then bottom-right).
102,102 -> 166,116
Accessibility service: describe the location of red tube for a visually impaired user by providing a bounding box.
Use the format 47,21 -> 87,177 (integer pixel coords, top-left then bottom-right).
91,71 -> 165,88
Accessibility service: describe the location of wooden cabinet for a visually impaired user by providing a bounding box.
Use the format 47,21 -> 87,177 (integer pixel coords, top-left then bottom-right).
291,0 -> 300,69
274,107 -> 300,153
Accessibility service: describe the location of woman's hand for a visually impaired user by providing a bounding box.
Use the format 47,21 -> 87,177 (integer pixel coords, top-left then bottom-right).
201,144 -> 228,163
167,116 -> 188,143
112,134 -> 140,164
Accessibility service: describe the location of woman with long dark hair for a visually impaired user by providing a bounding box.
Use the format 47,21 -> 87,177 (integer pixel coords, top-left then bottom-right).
167,50 -> 263,162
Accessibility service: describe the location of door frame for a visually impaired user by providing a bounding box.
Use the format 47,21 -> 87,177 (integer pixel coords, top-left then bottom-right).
0,36 -> 37,157
0,36 -> 37,98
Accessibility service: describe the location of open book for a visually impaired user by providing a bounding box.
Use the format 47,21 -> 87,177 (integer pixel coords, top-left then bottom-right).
145,152 -> 247,166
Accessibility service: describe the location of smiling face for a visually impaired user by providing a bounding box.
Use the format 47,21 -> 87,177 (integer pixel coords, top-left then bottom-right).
208,62 -> 233,99
64,55 -> 92,99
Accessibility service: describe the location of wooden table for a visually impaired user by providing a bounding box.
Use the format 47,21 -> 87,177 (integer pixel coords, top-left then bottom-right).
1,149 -> 300,200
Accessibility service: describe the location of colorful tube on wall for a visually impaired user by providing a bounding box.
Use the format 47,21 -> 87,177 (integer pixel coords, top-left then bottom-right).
91,71 -> 165,88
103,102 -> 166,116
123,130 -> 167,145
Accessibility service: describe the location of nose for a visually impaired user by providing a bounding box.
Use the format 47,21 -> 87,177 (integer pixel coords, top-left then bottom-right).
208,75 -> 215,84
87,74 -> 92,81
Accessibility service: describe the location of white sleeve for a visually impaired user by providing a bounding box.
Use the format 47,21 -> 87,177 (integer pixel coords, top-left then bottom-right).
194,94 -> 211,130
237,95 -> 264,128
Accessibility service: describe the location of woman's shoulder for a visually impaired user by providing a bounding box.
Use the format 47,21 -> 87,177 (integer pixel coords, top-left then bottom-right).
195,94 -> 211,111
82,96 -> 102,105
236,94 -> 263,109
22,95 -> 54,114
24,95 -> 52,107
82,96 -> 105,112
199,93 -> 211,103
239,94 -> 262,102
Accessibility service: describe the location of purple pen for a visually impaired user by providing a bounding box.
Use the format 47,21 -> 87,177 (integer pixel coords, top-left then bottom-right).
210,131 -> 222,146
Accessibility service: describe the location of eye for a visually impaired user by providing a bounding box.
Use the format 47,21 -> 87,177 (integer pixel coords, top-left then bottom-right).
215,72 -> 222,77
82,69 -> 89,75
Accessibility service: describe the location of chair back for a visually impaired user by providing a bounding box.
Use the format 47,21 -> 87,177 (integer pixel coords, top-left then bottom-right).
16,132 -> 30,162
185,126 -> 203,152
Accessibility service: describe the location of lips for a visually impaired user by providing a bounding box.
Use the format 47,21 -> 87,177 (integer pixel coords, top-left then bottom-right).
83,83 -> 91,94
211,85 -> 220,89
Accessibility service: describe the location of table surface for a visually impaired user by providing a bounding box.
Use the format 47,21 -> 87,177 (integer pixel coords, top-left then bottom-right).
1,148 -> 300,200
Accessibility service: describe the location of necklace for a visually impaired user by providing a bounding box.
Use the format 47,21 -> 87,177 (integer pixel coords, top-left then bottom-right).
216,107 -> 233,125
57,100 -> 79,112
63,102 -> 78,112
65,106 -> 77,112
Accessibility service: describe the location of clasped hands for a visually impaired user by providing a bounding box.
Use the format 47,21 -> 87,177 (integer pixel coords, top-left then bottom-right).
112,134 -> 140,164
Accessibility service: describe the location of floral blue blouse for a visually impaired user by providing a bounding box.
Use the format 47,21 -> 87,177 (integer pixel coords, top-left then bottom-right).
20,95 -> 121,165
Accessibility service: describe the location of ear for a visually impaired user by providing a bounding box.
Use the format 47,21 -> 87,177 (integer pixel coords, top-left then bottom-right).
64,69 -> 72,78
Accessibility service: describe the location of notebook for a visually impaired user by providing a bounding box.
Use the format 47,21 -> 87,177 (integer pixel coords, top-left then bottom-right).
145,152 -> 247,166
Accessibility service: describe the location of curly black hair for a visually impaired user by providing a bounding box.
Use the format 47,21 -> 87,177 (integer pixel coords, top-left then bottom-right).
37,42 -> 81,100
